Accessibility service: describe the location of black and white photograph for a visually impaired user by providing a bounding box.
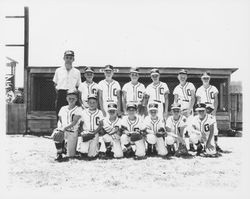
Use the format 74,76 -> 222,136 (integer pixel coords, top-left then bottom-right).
1,0 -> 249,198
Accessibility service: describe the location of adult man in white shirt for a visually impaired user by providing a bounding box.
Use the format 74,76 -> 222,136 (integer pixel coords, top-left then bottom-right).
53,50 -> 81,120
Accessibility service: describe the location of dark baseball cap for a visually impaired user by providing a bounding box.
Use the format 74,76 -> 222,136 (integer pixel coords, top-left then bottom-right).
64,50 -> 75,57
150,68 -> 160,75
178,69 -> 188,75
201,72 -> 211,78
108,103 -> 118,111
104,65 -> 114,71
195,103 -> 206,111
171,103 -> 181,110
84,67 -> 94,73
126,103 -> 137,110
130,67 -> 139,74
88,94 -> 97,100
148,103 -> 158,111
67,89 -> 79,96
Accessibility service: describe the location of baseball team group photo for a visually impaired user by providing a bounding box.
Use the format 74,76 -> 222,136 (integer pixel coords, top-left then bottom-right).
3,1 -> 245,195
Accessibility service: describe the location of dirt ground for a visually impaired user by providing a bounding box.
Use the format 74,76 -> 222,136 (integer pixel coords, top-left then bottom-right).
4,135 -> 242,193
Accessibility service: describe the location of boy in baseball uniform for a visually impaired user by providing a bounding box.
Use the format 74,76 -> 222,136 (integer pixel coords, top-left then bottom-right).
99,103 -> 123,159
120,103 -> 146,160
122,67 -> 146,116
196,72 -> 223,152
165,103 -> 188,156
78,67 -> 99,109
52,90 -> 82,161
173,69 -> 196,117
142,102 -> 168,157
98,65 -> 121,117
77,94 -> 104,160
145,68 -> 169,119
188,103 -> 217,156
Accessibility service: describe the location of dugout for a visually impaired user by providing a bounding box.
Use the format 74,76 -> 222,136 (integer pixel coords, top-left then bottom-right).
25,66 -> 237,134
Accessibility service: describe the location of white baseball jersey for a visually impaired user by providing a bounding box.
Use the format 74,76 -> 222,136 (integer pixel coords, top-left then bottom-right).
120,115 -> 143,132
58,105 -> 83,131
191,114 -> 216,139
173,82 -> 196,110
145,82 -> 169,103
78,81 -> 99,107
98,79 -> 121,103
122,82 -> 145,104
196,85 -> 219,109
80,109 -> 104,132
103,117 -> 121,133
142,116 -> 165,133
165,115 -> 187,135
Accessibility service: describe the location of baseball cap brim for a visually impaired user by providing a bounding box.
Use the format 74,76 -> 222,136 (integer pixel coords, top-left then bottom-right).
196,107 -> 206,111
108,107 -> 117,111
149,108 -> 158,111
151,72 -> 159,76
201,74 -> 210,78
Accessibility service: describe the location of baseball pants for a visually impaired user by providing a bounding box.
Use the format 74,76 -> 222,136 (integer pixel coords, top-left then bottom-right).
64,131 -> 78,157
99,134 -> 123,158
77,134 -> 99,157
146,134 -> 168,156
55,89 -> 68,121
120,134 -> 146,157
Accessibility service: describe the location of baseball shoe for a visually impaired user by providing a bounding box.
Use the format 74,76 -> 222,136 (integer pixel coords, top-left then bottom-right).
216,144 -> 224,153
196,144 -> 204,156
189,144 -> 196,152
134,156 -> 147,160
124,147 -> 135,158
98,152 -> 108,160
87,156 -> 98,161
167,145 -> 175,156
106,148 -> 114,159
55,154 -> 63,162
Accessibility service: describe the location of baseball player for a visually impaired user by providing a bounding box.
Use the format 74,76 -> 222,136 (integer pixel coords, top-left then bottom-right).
77,94 -> 104,160
165,103 -> 188,156
173,69 -> 196,117
78,67 -> 99,109
141,102 -> 168,157
52,90 -> 82,161
99,103 -> 123,159
98,65 -> 121,117
122,67 -> 146,116
196,72 -> 223,152
120,103 -> 146,160
145,68 -> 169,119
188,103 -> 217,156
53,50 -> 81,121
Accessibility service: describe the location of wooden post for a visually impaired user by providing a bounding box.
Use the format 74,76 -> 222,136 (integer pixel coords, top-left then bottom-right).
24,7 -> 29,133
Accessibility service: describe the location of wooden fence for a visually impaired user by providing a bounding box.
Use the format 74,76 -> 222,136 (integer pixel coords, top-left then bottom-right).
230,93 -> 242,130
6,104 -> 26,134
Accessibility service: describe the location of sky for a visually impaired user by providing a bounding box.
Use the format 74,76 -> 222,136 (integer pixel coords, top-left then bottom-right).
2,0 -> 249,87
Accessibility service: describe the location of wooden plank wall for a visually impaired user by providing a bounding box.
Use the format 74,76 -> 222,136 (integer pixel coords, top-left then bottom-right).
6,104 -> 26,134
230,93 -> 242,130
